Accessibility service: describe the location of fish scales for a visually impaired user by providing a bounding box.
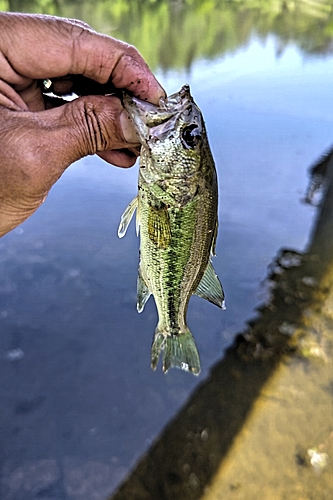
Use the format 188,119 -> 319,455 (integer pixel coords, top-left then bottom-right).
118,85 -> 224,375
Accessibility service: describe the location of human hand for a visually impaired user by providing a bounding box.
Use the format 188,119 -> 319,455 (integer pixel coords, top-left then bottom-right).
0,12 -> 165,237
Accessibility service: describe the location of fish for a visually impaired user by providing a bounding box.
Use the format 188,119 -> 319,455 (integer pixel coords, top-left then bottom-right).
118,85 -> 225,375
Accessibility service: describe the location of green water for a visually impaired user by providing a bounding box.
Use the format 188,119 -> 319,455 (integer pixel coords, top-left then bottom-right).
4,0 -> 333,68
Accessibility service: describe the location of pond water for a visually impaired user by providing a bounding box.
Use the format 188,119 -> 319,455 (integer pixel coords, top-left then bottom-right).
1,1 -> 333,499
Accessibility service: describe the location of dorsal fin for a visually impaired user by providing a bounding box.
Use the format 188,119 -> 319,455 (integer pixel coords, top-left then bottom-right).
194,260 -> 225,309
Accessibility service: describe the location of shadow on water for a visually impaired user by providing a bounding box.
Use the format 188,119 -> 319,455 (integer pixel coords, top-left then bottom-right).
109,151 -> 333,498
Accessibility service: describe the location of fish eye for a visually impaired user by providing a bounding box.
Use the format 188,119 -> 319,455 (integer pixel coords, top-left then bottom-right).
181,124 -> 201,149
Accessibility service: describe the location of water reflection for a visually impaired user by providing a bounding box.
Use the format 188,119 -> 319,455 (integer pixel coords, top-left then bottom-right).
1,0 -> 333,499
3,0 -> 333,69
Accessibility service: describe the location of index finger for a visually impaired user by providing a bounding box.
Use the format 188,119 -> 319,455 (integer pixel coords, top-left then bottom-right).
0,13 -> 165,104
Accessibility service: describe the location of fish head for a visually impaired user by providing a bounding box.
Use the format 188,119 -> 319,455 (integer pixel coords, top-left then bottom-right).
122,85 -> 207,178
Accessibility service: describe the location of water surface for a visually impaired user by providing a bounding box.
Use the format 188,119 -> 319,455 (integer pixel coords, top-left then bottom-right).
1,1 -> 333,498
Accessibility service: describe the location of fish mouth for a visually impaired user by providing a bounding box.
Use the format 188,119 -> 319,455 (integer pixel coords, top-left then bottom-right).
122,85 -> 199,143
165,84 -> 192,106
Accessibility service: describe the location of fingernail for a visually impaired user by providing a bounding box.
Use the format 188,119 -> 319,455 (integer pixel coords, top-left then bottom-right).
120,109 -> 139,143
154,84 -> 167,105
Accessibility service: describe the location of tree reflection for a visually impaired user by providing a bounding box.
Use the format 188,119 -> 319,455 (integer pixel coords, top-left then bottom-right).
3,0 -> 333,69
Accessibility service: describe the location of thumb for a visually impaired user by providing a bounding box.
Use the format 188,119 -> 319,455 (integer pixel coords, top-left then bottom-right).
44,95 -> 140,169
0,96 -> 139,236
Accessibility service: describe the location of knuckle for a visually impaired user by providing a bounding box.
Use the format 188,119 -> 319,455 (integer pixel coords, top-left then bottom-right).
123,43 -> 141,60
77,97 -> 109,154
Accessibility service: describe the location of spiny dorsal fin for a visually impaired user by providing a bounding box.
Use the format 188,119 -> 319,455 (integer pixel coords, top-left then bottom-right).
211,221 -> 218,256
194,260 -> 225,309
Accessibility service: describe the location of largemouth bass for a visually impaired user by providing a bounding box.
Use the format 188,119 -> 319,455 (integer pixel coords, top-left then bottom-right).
118,85 -> 224,375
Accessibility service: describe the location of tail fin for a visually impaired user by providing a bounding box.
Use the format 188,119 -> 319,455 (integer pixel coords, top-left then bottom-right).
151,328 -> 201,375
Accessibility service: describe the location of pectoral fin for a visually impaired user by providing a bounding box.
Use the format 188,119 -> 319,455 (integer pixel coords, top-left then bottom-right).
148,204 -> 171,249
195,260 -> 225,309
118,197 -> 138,238
137,269 -> 151,313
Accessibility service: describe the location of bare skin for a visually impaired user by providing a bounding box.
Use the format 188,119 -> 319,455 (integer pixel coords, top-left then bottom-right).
0,12 -> 165,237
